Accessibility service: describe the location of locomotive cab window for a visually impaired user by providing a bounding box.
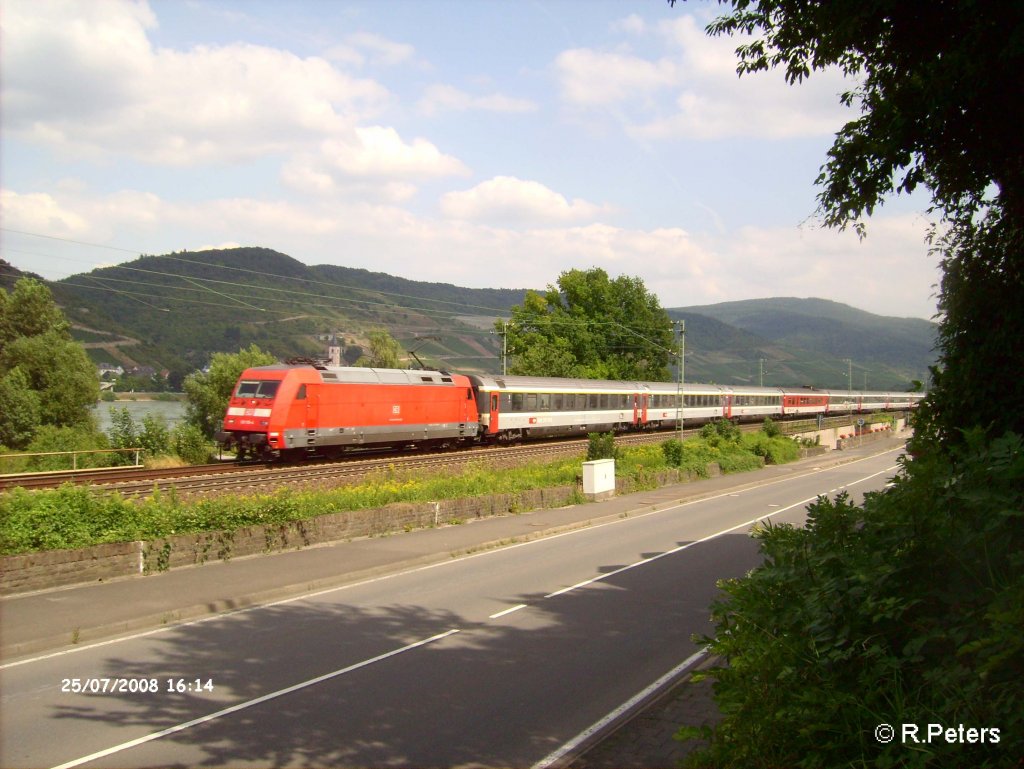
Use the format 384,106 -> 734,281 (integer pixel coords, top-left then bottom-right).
235,380 -> 280,399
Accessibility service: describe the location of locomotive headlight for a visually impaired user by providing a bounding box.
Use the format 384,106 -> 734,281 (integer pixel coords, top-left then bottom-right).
269,432 -> 279,438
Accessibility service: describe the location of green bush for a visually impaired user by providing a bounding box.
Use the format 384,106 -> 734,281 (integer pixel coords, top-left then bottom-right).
681,430 -> 1024,768
23,425 -> 113,471
172,423 -> 213,465
700,419 -> 742,447
586,431 -> 618,460
0,485 -> 142,553
742,433 -> 801,465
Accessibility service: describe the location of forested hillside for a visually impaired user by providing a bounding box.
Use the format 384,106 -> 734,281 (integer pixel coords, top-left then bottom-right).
673,298 -> 936,388
1,250 -> 934,389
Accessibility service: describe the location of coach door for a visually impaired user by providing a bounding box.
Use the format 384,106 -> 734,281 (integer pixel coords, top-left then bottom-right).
488,393 -> 500,434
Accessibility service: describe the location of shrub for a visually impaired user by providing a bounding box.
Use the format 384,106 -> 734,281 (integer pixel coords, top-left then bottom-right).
586,431 -> 618,461
172,423 -> 213,465
700,419 -> 742,447
23,425 -> 112,471
681,430 -> 1024,768
743,433 -> 801,465
138,414 -> 172,458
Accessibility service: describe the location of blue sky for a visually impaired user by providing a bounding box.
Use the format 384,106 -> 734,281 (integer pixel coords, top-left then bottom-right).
1,0 -> 940,319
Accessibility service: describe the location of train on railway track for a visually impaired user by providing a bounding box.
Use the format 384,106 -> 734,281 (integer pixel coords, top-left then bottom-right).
216,362 -> 925,460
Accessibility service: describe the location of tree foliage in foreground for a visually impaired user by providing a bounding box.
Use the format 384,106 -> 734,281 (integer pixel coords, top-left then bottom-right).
501,268 -> 674,380
695,0 -> 1024,445
668,1 -> 1024,766
682,433 -> 1024,768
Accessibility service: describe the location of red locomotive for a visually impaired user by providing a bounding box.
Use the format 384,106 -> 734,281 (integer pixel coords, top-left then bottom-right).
219,365 -> 478,459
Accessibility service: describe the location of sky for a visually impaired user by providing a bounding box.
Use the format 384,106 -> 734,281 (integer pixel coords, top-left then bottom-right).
0,0 -> 942,320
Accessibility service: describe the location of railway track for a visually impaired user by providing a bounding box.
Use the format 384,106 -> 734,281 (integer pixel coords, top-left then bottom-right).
0,415 -> 889,500
0,429 -> 692,499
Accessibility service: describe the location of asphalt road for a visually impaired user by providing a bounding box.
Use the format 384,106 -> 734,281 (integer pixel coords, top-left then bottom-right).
1,449 -> 903,768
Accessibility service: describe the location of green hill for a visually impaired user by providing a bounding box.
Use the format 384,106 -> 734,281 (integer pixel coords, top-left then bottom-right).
2,250 -> 935,390
43,248 -> 524,381
673,298 -> 937,389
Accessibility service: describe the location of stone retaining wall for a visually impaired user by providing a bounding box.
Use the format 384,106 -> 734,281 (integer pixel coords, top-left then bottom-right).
0,455 -> 820,595
2,541 -> 145,595
1,486 -> 579,595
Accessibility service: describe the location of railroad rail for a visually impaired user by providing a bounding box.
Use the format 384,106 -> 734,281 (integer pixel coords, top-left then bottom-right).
0,429 -> 693,499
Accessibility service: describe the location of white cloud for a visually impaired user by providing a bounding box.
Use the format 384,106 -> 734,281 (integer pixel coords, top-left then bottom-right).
324,32 -> 416,69
612,14 -> 648,36
1,0 -> 391,165
555,14 -> 854,140
321,126 -> 470,179
440,177 -> 610,225
5,182 -> 939,319
0,189 -> 91,236
702,214 -> 941,318
417,84 -> 538,116
555,48 -> 677,106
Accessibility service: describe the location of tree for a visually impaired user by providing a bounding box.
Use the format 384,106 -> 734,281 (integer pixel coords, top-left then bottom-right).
183,344 -> 276,438
0,278 -> 70,352
0,279 -> 99,440
669,3 -> 1024,766
693,0 -> 1024,444
356,329 -> 404,369
501,268 -> 674,380
0,368 -> 41,450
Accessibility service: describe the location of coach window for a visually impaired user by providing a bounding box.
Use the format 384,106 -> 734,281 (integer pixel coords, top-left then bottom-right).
553,394 -> 564,410
588,394 -> 598,410
524,393 -> 536,410
511,393 -> 524,411
539,393 -> 551,411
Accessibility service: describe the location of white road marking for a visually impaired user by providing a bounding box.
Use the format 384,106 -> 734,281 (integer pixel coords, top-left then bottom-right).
489,604 -> 528,620
48,629 -> 460,769
543,492 -> 821,599
531,648 -> 710,769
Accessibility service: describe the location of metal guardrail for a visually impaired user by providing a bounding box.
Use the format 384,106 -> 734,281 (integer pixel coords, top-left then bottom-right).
0,448 -> 144,475
778,412 -> 904,436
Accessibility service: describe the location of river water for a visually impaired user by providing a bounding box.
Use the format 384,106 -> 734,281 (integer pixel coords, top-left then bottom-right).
91,399 -> 187,430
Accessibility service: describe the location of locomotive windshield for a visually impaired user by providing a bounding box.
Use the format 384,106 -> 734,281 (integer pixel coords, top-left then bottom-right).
234,380 -> 280,399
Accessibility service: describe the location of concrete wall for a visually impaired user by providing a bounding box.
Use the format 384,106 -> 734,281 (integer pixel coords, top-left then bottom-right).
790,418 -> 907,451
